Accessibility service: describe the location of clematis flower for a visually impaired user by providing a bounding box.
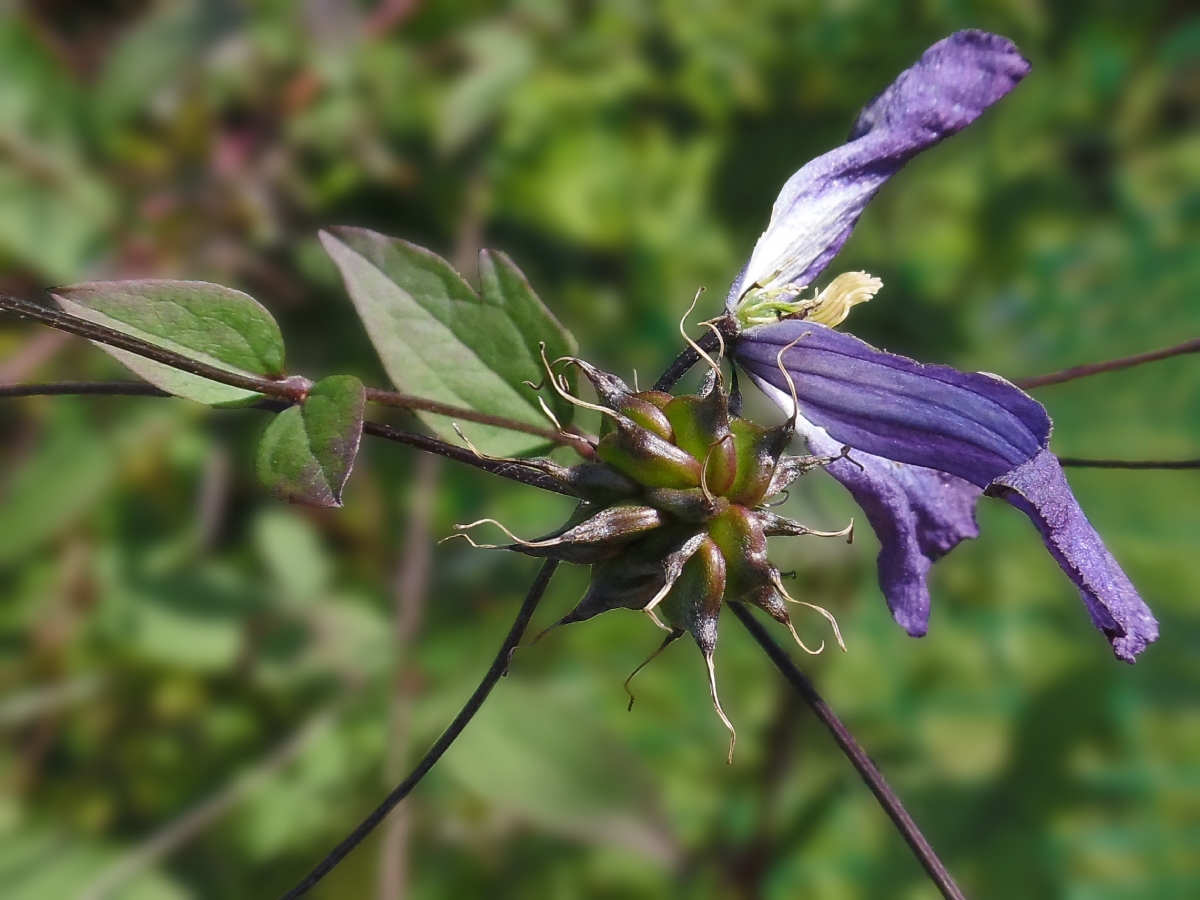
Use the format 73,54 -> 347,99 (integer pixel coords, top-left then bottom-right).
726,30 -> 1158,662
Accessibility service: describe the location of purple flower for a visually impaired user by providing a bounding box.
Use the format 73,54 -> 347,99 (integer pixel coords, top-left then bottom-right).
727,31 -> 1158,662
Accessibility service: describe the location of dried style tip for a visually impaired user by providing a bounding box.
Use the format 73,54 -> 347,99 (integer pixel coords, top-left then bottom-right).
772,571 -> 847,653
680,288 -> 724,386
447,350 -> 850,758
759,512 -> 855,542
705,653 -> 737,764
624,630 -> 684,710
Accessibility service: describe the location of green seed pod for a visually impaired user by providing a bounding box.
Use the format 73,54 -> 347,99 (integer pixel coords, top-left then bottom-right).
453,352 -> 851,759
595,414 -> 703,489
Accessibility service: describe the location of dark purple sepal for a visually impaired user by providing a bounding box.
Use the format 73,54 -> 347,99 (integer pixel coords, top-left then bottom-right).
735,321 -> 1051,488
989,449 -> 1159,662
727,30 -> 1030,305
799,422 -> 981,636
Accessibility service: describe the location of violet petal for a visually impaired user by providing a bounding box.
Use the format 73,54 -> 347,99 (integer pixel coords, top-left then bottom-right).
727,30 -> 1030,307
735,320 -> 1051,488
789,411 -> 981,636
989,449 -> 1159,662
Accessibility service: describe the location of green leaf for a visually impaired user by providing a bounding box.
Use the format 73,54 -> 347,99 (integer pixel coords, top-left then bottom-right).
319,227 -> 576,456
51,280 -> 287,405
255,375 -> 365,507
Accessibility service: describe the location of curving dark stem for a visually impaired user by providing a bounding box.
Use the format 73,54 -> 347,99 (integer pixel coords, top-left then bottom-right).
278,559 -> 559,900
730,603 -> 966,900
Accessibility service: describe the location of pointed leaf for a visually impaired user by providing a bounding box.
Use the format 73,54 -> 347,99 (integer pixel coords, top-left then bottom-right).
52,280 -> 286,405
319,227 -> 576,456
256,375 -> 365,507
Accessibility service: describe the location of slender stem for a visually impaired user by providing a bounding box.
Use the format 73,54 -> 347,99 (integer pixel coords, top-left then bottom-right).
1059,457 -> 1200,470
0,293 -> 587,451
729,603 -> 966,900
1015,336 -> 1200,389
0,381 -> 170,398
278,559 -> 559,900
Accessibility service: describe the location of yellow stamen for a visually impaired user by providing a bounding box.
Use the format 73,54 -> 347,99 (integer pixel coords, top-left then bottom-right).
805,272 -> 883,327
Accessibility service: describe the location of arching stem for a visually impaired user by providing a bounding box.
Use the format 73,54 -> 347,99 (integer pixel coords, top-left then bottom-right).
278,559 -> 559,900
730,603 -> 966,900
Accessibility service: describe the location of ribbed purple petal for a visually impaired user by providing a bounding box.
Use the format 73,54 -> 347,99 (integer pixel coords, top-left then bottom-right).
738,332 -> 1158,661
990,449 -> 1159,662
735,321 -> 1051,488
727,31 -> 1030,307
799,418 -> 981,636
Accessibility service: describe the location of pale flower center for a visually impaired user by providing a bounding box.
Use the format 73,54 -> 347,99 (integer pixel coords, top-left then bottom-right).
735,271 -> 883,328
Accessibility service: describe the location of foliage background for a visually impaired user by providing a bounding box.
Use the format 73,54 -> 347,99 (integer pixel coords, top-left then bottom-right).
0,1 -> 1197,897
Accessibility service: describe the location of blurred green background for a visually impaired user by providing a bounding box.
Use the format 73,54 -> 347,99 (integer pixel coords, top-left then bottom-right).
0,1 -> 1197,898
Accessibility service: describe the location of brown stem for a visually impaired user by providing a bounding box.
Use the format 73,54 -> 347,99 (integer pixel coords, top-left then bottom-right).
653,322 -> 732,392
1015,336 -> 1200,389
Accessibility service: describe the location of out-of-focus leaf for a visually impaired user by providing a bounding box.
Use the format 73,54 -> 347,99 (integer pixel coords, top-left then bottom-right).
320,226 -> 575,456
0,168 -> 113,283
52,280 -> 286,405
438,23 -> 536,153
0,426 -> 115,567
93,0 -> 235,124
253,510 -> 333,605
439,680 -> 677,864
96,566 -> 262,672
0,829 -> 187,900
0,21 -> 116,281
255,375 -> 365,507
